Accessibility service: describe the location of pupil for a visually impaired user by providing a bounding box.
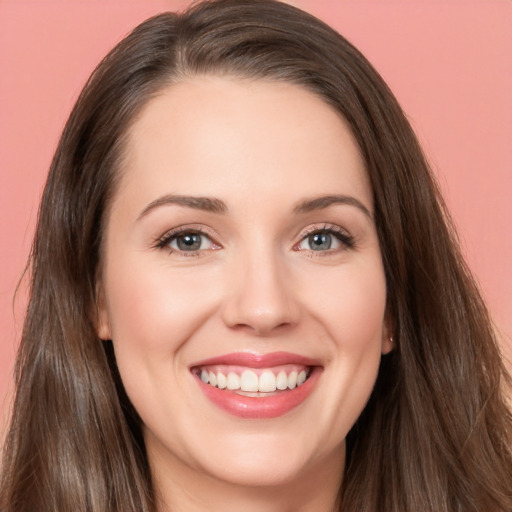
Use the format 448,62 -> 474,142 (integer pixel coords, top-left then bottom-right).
177,234 -> 201,251
309,233 -> 331,250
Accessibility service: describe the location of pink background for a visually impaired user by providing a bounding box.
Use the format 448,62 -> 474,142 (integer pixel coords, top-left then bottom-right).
1,0 -> 511,437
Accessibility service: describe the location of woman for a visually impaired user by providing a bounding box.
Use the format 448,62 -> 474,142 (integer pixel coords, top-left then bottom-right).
1,0 -> 511,510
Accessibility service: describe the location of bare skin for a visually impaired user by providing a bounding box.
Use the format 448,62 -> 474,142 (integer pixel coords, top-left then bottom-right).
97,76 -> 391,511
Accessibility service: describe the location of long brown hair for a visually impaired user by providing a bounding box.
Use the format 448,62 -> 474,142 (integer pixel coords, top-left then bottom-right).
2,1 -> 511,510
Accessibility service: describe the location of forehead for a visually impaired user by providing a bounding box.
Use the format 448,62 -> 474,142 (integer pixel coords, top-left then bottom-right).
115,76 -> 372,213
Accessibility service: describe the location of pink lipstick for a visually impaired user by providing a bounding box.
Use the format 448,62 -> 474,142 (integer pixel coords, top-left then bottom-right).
190,352 -> 322,419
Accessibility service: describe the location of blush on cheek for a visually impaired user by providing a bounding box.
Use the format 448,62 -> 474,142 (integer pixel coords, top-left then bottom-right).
314,275 -> 386,349
106,259 -> 210,343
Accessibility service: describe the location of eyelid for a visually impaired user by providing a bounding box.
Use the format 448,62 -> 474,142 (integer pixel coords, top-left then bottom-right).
153,224 -> 221,253
293,223 -> 356,252
152,222 -> 355,256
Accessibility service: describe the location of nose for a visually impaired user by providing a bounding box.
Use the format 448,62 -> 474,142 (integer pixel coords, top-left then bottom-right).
221,248 -> 300,336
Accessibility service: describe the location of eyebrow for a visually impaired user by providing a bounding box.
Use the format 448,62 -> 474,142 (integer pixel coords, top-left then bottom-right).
293,194 -> 372,219
137,194 -> 228,220
137,193 -> 371,221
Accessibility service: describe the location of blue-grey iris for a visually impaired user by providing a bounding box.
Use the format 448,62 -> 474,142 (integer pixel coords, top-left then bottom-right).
177,233 -> 202,251
309,233 -> 332,250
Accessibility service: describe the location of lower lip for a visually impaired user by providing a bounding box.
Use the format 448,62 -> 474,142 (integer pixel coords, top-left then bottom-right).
194,367 -> 322,419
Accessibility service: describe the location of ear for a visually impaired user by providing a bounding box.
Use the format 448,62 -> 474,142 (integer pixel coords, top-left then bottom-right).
381,332 -> 394,355
381,312 -> 394,355
95,282 -> 112,340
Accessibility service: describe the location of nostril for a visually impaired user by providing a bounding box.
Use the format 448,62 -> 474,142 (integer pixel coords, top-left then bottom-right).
229,316 -> 296,337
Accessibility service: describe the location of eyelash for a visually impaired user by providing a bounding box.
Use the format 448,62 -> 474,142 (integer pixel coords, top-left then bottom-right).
153,223 -> 355,256
153,226 -> 219,256
295,224 -> 356,255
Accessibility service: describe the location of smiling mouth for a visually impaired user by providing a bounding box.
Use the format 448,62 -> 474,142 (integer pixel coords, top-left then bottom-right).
190,352 -> 322,418
192,364 -> 313,396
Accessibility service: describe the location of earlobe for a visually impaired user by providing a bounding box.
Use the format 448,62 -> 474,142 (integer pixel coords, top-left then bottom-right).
382,334 -> 394,355
381,305 -> 396,355
381,315 -> 395,354
96,309 -> 112,341
95,283 -> 112,340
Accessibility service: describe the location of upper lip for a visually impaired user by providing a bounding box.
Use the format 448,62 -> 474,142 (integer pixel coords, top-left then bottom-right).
190,351 -> 322,369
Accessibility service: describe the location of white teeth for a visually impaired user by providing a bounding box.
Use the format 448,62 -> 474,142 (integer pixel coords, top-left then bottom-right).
240,370 -> 259,392
217,372 -> 227,389
199,367 -> 311,392
276,371 -> 288,390
288,371 -> 298,389
259,371 -> 277,392
226,372 -> 241,390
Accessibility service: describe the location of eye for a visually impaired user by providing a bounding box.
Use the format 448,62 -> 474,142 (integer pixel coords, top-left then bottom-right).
155,227 -> 220,255
296,225 -> 355,252
298,232 -> 341,251
169,232 -> 212,251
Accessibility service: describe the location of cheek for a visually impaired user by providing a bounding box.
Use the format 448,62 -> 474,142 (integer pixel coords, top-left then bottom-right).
102,258 -> 219,426
101,256 -> 228,412
104,258 -> 219,355
303,261 -> 387,432
307,261 -> 387,349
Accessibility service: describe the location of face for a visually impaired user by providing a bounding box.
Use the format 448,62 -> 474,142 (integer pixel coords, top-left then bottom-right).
97,76 -> 391,495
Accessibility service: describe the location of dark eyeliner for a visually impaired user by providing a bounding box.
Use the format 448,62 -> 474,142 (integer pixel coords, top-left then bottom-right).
152,227 -> 211,251
301,224 -> 356,250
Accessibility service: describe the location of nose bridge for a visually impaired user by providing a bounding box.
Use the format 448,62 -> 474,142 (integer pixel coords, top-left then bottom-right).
222,240 -> 298,335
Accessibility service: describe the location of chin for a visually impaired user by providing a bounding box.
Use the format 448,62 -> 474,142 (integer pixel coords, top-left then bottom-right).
194,424 -> 342,488
201,447 -> 315,488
